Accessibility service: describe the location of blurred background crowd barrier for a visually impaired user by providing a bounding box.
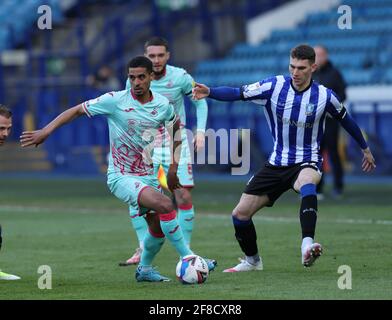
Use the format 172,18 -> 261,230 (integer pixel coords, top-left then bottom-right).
1,0 -> 391,176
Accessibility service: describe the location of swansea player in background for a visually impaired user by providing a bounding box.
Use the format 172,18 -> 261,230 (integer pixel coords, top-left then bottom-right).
192,44 -> 376,272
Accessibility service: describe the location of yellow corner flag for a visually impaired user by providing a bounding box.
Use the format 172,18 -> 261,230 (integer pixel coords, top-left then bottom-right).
157,164 -> 169,190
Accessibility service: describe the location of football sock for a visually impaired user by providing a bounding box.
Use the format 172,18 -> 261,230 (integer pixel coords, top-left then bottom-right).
159,210 -> 193,258
177,204 -> 194,246
245,255 -> 261,265
299,184 -> 318,239
130,213 -> 148,249
232,216 -> 259,257
140,229 -> 165,266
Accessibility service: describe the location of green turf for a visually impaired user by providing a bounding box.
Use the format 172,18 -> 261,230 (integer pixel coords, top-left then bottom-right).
0,178 -> 391,299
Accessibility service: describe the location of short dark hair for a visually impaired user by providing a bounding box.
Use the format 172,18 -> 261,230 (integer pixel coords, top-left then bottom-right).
0,104 -> 12,118
144,36 -> 169,52
127,56 -> 153,73
290,44 -> 316,63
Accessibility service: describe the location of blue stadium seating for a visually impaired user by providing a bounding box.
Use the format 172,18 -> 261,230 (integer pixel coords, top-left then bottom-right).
191,0 -> 392,163
195,0 -> 392,87
0,0 -> 63,51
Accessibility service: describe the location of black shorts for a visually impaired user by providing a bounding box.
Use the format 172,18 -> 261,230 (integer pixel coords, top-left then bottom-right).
244,162 -> 321,207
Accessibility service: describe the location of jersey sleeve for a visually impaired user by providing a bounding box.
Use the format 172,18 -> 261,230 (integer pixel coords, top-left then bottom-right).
82,92 -> 117,117
240,77 -> 275,102
325,90 -> 346,120
182,72 -> 208,132
160,100 -> 176,126
164,103 -> 176,124
180,70 -> 195,96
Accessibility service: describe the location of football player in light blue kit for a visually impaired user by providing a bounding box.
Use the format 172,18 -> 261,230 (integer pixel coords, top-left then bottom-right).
20,56 -> 209,282
121,37 -> 210,266
0,106 -> 21,281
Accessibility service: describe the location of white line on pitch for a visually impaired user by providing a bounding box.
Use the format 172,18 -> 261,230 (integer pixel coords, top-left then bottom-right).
1,205 -> 391,225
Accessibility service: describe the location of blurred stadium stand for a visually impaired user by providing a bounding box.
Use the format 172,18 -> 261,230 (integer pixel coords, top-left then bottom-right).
0,0 -> 391,175
193,0 -> 392,174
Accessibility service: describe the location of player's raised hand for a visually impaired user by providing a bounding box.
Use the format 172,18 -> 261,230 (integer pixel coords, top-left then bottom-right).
193,131 -> 205,152
192,83 -> 210,100
20,129 -> 49,148
362,147 -> 376,172
167,164 -> 183,192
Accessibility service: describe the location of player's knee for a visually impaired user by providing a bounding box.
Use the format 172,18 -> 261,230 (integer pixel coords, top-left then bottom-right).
232,207 -> 251,220
297,172 -> 318,187
300,180 -> 314,189
155,197 -> 175,213
175,188 -> 192,206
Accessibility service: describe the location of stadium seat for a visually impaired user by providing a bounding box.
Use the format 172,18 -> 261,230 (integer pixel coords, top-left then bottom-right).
383,68 -> 392,83
0,0 -> 64,51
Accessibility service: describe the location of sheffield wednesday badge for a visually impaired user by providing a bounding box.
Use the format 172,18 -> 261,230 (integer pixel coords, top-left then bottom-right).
305,103 -> 315,116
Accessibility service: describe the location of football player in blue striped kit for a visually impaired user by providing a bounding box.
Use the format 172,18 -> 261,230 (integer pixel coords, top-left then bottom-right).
192,44 -> 376,272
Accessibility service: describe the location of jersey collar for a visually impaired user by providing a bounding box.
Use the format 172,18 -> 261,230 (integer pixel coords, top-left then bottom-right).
130,89 -> 154,104
290,79 -> 313,94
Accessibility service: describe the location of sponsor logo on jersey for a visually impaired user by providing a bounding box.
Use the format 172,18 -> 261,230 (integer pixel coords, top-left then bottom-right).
166,80 -> 173,88
124,107 -> 135,112
277,114 -> 313,128
243,82 -> 263,98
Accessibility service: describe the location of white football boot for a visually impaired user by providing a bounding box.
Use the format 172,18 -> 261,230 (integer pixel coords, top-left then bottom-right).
302,243 -> 323,267
0,270 -> 21,280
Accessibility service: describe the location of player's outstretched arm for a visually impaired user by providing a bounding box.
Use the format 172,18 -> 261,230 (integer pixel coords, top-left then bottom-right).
361,147 -> 376,172
338,112 -> 376,173
189,97 -> 207,152
193,84 -> 242,101
20,104 -> 86,148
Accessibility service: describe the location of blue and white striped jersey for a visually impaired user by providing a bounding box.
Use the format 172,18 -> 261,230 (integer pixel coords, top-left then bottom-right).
241,75 -> 345,168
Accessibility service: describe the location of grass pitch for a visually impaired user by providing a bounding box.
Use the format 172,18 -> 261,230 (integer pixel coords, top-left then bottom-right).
0,176 -> 391,300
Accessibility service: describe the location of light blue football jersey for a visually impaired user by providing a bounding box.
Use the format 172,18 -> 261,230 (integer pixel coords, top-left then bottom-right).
82,89 -> 175,176
126,64 -> 207,131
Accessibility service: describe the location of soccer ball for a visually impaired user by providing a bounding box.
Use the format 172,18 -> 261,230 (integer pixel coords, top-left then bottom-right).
176,255 -> 209,284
